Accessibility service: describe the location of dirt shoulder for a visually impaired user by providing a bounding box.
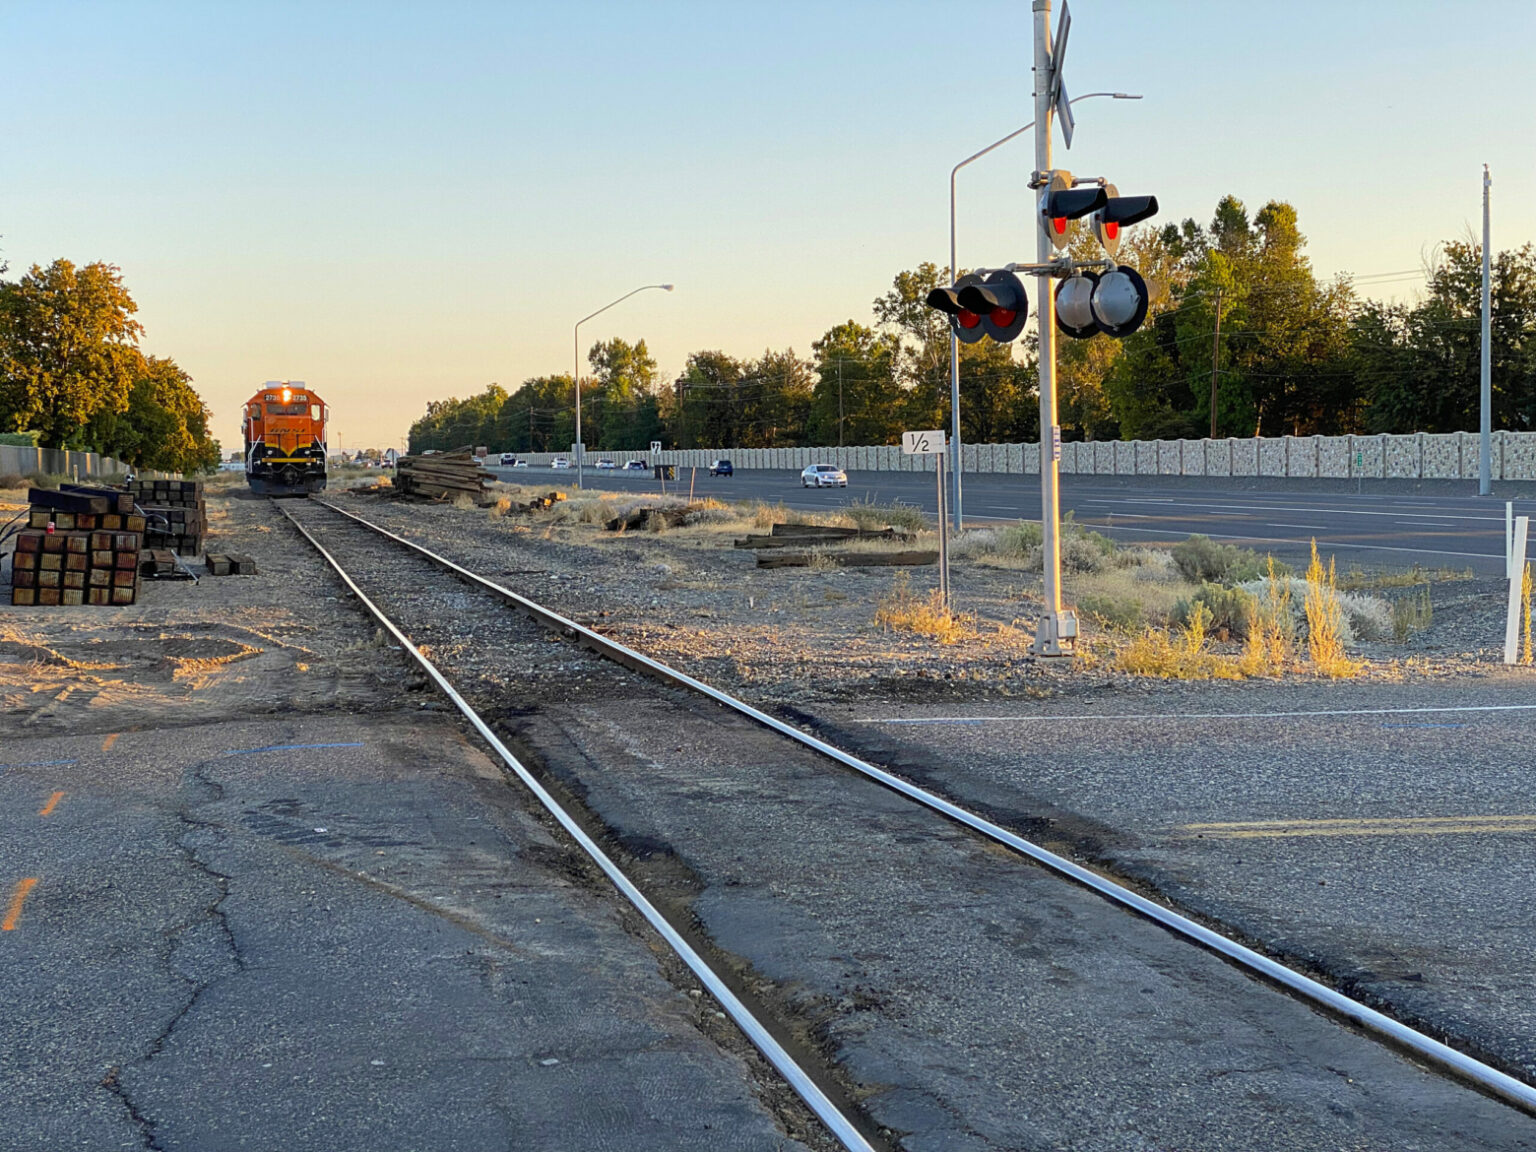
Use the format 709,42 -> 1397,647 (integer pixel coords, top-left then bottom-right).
1,488 -> 405,738
324,480 -> 1518,710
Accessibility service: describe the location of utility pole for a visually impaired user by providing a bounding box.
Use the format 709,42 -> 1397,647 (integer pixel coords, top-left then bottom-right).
1208,289 -> 1223,439
1029,0 -> 1074,657
837,358 -> 845,447
1480,165 -> 1492,497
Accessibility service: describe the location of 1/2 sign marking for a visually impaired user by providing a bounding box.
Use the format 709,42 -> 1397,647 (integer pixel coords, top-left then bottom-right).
902,430 -> 947,455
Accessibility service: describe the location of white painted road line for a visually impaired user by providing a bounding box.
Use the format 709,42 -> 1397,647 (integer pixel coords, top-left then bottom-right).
1079,497 -> 1504,524
858,703 -> 1536,724
1053,522 -> 1500,560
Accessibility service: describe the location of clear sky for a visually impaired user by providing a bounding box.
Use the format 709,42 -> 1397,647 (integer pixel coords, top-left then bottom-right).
3,0 -> 1533,453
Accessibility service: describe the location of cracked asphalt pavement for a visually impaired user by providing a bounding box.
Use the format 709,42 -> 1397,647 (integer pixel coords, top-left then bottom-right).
0,715 -> 815,1152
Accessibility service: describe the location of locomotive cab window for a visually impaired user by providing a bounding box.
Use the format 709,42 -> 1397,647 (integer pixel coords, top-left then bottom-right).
265,402 -> 309,415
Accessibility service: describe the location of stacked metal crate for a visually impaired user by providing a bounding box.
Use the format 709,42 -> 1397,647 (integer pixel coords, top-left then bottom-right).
9,486 -> 145,606
127,479 -> 207,554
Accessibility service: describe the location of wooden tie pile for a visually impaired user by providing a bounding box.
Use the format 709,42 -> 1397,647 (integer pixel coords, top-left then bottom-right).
127,479 -> 207,554
393,450 -> 493,501
205,553 -> 258,576
738,522 -> 936,569
10,485 -> 146,605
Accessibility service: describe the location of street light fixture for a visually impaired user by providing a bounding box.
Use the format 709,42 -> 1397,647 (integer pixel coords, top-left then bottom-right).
573,283 -> 674,488
945,91 -> 1139,530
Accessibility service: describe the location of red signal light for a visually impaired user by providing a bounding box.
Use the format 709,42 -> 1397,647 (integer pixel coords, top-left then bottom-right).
990,308 -> 1016,326
1052,217 -> 1068,236
1104,221 -> 1119,240
958,310 -> 981,329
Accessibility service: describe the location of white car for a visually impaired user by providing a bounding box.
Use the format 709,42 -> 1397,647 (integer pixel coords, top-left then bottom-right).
595,459 -> 617,470
512,459 -> 529,468
801,464 -> 848,488
499,453 -> 517,465
551,458 -> 570,469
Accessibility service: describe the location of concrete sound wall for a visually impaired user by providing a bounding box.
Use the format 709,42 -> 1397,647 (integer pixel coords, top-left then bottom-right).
0,445 -> 173,481
646,430 -> 1536,482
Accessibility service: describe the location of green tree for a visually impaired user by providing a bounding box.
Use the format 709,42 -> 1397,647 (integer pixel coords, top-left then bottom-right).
873,263 -> 1039,444
669,351 -> 747,448
86,355 -> 221,472
808,322 -> 901,446
1101,197 -> 1357,438
0,260 -> 144,447
737,348 -> 814,447
585,337 -> 658,449
1355,240 -> 1536,433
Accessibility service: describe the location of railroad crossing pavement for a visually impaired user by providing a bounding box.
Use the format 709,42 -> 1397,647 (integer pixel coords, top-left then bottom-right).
496,465 -> 1535,576
809,671 -> 1536,1083
0,713 -> 812,1152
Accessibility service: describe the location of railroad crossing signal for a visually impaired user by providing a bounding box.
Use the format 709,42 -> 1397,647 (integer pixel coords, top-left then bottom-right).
928,270 -> 1028,344
1091,184 -> 1160,257
957,269 -> 1028,342
1090,265 -> 1150,338
926,272 -> 988,344
1051,181 -> 1159,339
1043,172 -> 1107,251
1055,272 -> 1100,339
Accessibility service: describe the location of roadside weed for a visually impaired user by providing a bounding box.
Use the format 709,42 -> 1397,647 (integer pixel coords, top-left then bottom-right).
1115,603 -> 1242,680
1525,563 -> 1533,665
1303,540 -> 1360,677
842,495 -> 929,534
1390,585 -> 1433,643
874,571 -> 967,644
1238,558 -> 1293,676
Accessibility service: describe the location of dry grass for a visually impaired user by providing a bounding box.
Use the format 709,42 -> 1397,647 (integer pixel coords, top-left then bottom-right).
1391,584 -> 1433,643
1070,566 -> 1192,633
841,496 -> 929,534
1237,557 -> 1293,676
1524,563 -> 1533,665
1303,540 -> 1361,678
874,571 -> 968,643
1339,564 -> 1475,591
1114,603 -> 1243,680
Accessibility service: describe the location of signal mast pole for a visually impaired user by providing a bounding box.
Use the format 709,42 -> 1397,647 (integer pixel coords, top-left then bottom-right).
1031,0 -> 1074,656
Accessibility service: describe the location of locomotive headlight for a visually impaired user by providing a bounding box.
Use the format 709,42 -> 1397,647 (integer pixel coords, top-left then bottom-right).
281,388 -> 292,402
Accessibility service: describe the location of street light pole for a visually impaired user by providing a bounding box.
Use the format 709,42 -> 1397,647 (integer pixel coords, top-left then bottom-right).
947,91 -> 1137,532
573,283 -> 674,489
1480,165 -> 1492,497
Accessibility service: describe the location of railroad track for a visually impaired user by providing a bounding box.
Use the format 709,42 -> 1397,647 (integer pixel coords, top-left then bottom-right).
275,496 -> 1536,1148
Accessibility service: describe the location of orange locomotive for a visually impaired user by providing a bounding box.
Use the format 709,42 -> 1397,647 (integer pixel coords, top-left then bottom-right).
242,381 -> 329,495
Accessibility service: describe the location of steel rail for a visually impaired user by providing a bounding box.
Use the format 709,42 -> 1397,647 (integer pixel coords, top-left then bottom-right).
274,500 -> 878,1152
306,498 -> 1536,1119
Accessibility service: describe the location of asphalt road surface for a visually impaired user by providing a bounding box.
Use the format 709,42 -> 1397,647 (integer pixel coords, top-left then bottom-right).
489,464 -> 1527,576
0,714 -> 810,1152
816,674 -> 1536,1093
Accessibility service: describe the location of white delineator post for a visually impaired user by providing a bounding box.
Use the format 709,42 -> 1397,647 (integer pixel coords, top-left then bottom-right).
1030,0 -> 1074,657
1504,513 -> 1527,665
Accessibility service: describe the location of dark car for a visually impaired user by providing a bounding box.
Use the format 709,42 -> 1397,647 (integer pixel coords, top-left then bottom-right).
709,459 -> 734,477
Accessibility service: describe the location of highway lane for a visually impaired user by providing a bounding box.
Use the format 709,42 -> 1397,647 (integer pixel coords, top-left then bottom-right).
488,464 -> 1525,575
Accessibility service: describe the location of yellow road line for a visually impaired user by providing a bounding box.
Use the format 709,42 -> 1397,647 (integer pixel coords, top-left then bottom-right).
1180,814 -> 1536,840
101,733 -> 120,752
38,791 -> 64,817
3,878 -> 38,931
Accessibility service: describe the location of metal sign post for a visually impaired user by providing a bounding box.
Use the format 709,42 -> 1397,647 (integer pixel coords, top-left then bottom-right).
903,430 -> 952,609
